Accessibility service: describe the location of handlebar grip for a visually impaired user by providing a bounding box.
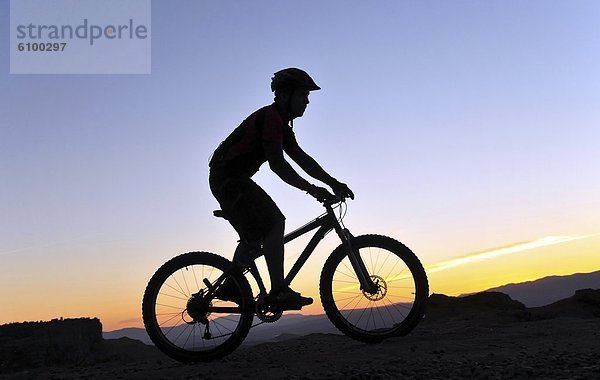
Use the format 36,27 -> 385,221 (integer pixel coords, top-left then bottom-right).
322,194 -> 344,206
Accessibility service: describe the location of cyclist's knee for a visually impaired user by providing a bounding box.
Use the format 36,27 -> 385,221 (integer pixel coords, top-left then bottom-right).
267,217 -> 285,235
274,216 -> 285,229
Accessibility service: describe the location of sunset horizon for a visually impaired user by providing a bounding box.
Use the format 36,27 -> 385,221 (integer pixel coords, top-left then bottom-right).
2,0 -> 599,344
2,232 -> 599,332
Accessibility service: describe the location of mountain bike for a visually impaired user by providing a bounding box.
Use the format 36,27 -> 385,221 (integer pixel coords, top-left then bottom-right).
142,198 -> 429,362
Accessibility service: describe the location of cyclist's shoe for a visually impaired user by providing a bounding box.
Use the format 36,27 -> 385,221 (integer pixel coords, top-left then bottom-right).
213,279 -> 241,304
271,287 -> 313,310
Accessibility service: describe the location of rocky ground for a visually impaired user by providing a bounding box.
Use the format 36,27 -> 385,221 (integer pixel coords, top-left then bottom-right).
2,291 -> 599,379
3,317 -> 599,379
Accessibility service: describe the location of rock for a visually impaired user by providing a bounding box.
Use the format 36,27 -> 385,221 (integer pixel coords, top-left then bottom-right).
0,317 -> 102,373
425,292 -> 528,324
530,288 -> 600,319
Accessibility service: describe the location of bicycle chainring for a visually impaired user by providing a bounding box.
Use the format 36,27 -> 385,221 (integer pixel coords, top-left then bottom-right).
255,295 -> 282,323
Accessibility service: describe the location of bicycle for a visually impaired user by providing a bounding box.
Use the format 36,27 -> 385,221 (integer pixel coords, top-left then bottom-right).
142,198 -> 429,362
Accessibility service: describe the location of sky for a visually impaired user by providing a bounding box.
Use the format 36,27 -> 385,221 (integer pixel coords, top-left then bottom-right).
1,0 -> 599,331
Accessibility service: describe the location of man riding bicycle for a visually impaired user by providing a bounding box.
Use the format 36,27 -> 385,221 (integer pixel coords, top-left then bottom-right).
209,68 -> 354,310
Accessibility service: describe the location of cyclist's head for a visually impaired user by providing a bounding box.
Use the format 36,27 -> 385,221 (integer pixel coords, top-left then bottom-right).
271,68 -> 321,93
271,68 -> 320,119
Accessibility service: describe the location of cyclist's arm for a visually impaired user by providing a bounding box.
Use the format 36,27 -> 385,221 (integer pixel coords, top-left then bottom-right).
264,141 -> 314,192
284,142 -> 336,187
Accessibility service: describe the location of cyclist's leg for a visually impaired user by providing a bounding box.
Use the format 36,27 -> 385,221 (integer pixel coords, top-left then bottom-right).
231,241 -> 250,266
262,218 -> 285,292
262,219 -> 312,308
230,179 -> 286,292
210,173 -> 286,287
209,174 -> 311,307
228,184 -> 312,306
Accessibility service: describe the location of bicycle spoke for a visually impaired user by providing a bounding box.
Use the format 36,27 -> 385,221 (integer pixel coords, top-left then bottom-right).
339,293 -> 363,309
383,298 -> 407,319
343,293 -> 366,321
180,268 -> 191,296
157,311 -> 182,316
374,249 -> 391,275
215,315 -> 242,323
386,268 -> 411,283
337,260 -> 357,280
333,279 -> 358,284
371,247 -> 382,275
162,282 -> 189,299
158,292 -> 189,302
383,258 -> 403,284
382,298 -> 397,324
191,324 -> 196,350
170,275 -> 189,299
156,302 -> 184,310
182,324 -> 195,348
386,293 -> 416,301
333,290 -> 363,295
355,300 -> 370,327
172,323 -> 192,345
192,265 -> 200,292
368,301 -> 375,330
157,312 -> 181,327
210,319 -> 226,339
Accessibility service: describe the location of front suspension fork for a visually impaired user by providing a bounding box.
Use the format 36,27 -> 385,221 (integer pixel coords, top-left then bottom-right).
343,229 -> 378,294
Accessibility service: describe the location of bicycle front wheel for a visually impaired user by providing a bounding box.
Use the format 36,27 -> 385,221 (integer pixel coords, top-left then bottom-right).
142,252 -> 254,362
320,235 -> 428,343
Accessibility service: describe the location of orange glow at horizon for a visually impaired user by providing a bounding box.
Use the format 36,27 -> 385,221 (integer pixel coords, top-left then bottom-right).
425,233 -> 600,275
2,234 -> 599,332
84,234 -> 600,330
296,233 -> 600,317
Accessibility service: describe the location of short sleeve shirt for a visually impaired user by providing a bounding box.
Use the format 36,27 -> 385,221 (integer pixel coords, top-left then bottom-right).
210,104 -> 297,177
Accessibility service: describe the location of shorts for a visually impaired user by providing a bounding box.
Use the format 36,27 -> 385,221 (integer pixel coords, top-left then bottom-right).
209,170 -> 285,242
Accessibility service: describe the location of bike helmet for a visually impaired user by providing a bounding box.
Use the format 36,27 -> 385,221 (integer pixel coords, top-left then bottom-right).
270,68 -> 321,92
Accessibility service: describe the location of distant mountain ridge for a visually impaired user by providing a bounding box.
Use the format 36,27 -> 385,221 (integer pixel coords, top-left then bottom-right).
103,313 -> 340,346
484,270 -> 600,307
104,270 -> 600,345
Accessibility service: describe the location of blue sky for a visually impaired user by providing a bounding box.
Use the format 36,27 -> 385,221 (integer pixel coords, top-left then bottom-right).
1,0 -> 599,328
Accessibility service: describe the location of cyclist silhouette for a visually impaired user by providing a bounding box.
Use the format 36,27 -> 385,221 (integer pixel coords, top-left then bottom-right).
209,68 -> 354,309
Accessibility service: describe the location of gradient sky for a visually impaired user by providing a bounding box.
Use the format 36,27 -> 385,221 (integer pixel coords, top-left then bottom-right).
1,1 -> 599,331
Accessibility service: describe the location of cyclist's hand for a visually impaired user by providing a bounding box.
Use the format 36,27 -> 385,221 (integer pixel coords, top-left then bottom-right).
331,180 -> 354,200
307,185 -> 336,203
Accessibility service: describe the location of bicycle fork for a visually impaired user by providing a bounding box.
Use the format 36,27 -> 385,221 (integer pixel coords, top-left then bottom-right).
341,229 -> 378,294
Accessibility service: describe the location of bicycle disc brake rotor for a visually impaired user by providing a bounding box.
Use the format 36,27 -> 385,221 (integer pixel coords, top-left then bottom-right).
255,294 -> 282,323
361,274 -> 387,301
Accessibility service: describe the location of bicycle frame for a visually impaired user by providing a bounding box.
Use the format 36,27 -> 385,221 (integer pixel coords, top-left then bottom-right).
144,198 -> 428,360
202,203 -> 378,314
246,203 -> 378,296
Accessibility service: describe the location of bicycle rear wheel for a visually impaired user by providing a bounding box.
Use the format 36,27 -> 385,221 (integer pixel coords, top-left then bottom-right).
142,252 -> 253,362
320,235 -> 428,343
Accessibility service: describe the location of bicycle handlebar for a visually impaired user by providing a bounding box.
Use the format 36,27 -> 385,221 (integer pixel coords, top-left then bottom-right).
321,194 -> 346,207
